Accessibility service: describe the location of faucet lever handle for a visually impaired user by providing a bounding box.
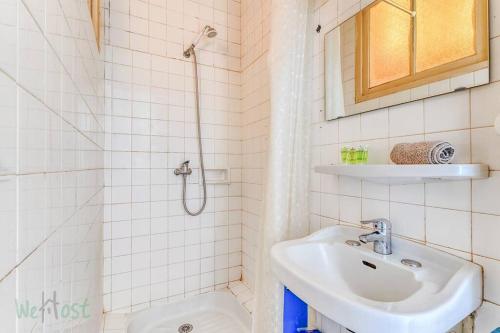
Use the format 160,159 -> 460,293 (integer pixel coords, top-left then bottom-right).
360,218 -> 391,231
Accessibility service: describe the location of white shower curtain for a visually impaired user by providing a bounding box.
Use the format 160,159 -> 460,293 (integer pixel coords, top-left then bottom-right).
252,0 -> 313,332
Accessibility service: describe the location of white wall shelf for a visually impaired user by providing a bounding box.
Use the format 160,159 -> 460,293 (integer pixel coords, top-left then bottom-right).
314,164 -> 489,185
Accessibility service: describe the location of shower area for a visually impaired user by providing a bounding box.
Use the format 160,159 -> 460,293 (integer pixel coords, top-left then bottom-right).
103,0 -> 262,331
0,0 -> 311,331
0,0 -> 302,331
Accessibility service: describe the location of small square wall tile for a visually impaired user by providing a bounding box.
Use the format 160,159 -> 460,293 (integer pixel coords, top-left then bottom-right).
361,198 -> 389,221
360,108 -> 388,140
473,255 -> 500,305
424,90 -> 470,133
339,114 -> 360,143
320,144 -> 339,165
112,272 -> 132,293
339,196 -> 361,224
425,180 -> 471,211
426,207 -> 471,252
390,202 -> 425,241
320,120 -> 339,144
320,173 -> 339,195
338,176 -> 361,197
364,138 -> 389,164
320,193 -> 339,219
389,100 -> 424,137
111,289 -> 132,311
472,172 -> 500,216
390,183 -> 425,205
472,127 -> 500,170
472,213 -> 500,260
362,181 -> 389,201
471,81 -> 500,128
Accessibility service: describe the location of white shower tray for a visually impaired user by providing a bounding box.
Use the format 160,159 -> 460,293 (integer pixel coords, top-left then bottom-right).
127,292 -> 251,333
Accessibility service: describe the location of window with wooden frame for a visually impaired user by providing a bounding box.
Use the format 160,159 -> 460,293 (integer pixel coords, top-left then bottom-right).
355,0 -> 488,103
88,0 -> 101,48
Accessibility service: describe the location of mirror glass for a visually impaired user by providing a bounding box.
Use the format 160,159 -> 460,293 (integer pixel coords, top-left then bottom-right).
325,0 -> 489,120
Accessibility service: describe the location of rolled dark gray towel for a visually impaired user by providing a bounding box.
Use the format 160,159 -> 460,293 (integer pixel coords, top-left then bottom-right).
390,141 -> 455,164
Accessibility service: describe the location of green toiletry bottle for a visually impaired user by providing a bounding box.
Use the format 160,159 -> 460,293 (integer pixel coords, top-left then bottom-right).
356,146 -> 364,164
348,147 -> 357,164
341,146 -> 349,164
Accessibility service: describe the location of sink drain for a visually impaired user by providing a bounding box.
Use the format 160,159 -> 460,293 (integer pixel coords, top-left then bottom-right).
178,323 -> 194,333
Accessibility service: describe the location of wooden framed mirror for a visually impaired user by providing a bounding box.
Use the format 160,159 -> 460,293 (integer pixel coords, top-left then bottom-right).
324,0 -> 489,120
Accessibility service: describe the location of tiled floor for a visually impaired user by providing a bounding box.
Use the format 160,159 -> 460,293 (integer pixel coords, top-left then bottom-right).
228,281 -> 254,314
102,282 -> 254,333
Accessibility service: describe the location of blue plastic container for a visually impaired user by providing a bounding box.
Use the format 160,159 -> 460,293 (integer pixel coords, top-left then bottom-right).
283,288 -> 308,333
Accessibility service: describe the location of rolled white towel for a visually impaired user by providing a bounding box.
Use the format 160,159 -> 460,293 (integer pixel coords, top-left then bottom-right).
429,141 -> 455,164
390,141 -> 455,165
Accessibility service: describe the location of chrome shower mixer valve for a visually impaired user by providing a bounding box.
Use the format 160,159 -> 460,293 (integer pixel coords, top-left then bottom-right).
174,161 -> 192,176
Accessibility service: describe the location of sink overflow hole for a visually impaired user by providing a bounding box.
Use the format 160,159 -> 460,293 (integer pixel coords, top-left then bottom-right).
401,259 -> 422,268
346,240 -> 361,247
362,260 -> 377,269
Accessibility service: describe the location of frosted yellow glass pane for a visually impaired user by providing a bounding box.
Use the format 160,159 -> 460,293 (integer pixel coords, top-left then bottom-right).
369,1 -> 412,88
391,0 -> 412,10
416,0 -> 476,73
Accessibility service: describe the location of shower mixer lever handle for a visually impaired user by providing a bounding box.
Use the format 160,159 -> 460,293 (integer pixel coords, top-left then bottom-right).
174,161 -> 192,176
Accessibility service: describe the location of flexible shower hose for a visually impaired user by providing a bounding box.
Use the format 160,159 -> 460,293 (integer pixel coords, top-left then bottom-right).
182,47 -> 207,216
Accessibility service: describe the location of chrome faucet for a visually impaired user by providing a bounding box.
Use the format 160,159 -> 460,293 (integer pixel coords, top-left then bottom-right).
359,218 -> 392,255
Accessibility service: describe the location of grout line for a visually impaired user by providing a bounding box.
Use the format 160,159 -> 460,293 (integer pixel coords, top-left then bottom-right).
15,0 -> 20,311
0,66 -> 104,151
1,186 -> 104,283
21,0 -> 105,131
0,168 -> 105,178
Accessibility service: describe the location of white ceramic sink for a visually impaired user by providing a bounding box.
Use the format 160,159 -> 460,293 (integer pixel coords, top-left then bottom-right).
271,226 -> 482,333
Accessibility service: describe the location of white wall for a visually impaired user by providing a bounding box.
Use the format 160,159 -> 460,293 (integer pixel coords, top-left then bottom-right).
0,0 -> 105,331
310,0 -> 500,331
103,0 -> 243,313
240,0 -> 271,291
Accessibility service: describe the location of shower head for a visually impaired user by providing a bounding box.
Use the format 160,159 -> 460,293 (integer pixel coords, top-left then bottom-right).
184,25 -> 218,58
205,26 -> 218,38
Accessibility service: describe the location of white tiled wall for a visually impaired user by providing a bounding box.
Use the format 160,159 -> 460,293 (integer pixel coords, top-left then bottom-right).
0,0 -> 105,331
310,0 -> 500,331
102,0 -> 243,313
240,0 -> 271,292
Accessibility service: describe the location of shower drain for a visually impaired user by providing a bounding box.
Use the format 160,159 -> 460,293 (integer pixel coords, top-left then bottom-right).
178,323 -> 194,333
